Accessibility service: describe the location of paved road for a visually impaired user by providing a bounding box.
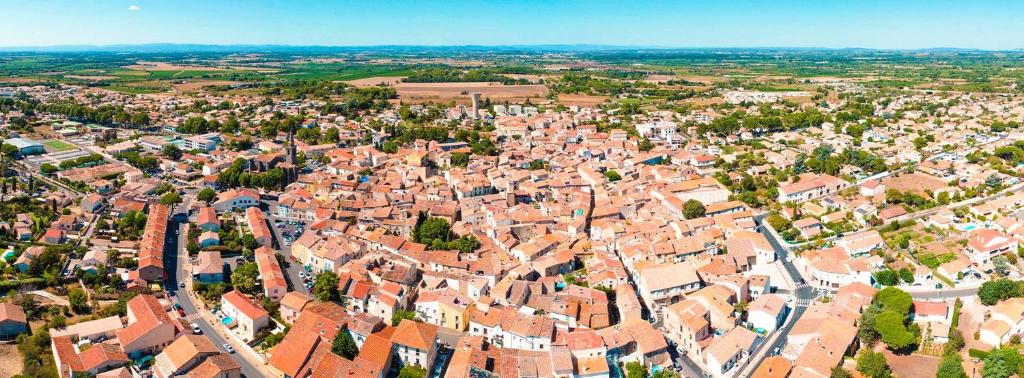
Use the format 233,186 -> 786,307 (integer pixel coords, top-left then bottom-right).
738,214 -> 816,375
165,195 -> 263,378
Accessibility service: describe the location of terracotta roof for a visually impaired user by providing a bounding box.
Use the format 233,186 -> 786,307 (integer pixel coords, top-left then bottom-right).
0,302 -> 27,324
222,290 -> 269,320
391,319 -> 438,351
357,333 -> 393,370
186,354 -> 240,377
116,294 -> 174,349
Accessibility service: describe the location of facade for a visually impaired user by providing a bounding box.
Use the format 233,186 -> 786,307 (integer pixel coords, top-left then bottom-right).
220,290 -> 270,342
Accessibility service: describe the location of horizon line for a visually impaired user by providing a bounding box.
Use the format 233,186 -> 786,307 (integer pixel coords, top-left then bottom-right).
0,42 -> 1022,52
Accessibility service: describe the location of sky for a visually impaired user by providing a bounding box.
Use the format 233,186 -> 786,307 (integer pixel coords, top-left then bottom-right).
1,0 -> 1022,50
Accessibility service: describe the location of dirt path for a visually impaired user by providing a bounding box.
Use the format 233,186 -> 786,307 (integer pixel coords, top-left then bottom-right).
0,344 -> 23,377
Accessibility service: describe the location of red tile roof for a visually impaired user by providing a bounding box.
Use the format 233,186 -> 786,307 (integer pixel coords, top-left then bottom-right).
222,290 -> 269,321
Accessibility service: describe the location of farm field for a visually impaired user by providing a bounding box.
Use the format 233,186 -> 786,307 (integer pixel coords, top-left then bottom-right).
394,82 -> 548,103
41,139 -> 74,152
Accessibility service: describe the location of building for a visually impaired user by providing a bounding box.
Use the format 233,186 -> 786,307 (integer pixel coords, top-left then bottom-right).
245,207 -> 273,247
391,319 -> 439,371
635,262 -> 702,310
4,137 -> 44,156
197,207 -> 220,232
776,173 -> 848,203
703,327 -> 758,378
279,292 -> 312,325
192,251 -> 224,283
747,294 -> 788,333
116,294 -> 177,358
182,132 -> 221,152
212,188 -> 260,212
138,204 -> 169,282
153,334 -> 219,378
255,246 -> 287,302
220,290 -> 270,342
0,303 -> 28,338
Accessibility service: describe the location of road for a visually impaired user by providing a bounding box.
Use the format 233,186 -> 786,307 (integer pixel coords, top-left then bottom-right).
165,194 -> 263,378
737,214 -> 816,376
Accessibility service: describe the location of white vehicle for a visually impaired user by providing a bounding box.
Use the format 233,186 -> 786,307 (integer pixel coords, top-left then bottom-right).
190,323 -> 202,334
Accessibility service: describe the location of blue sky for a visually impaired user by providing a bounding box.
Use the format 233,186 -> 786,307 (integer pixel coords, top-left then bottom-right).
2,0 -> 1022,49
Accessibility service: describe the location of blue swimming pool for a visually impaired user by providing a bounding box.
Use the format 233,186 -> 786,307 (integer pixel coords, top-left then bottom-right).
221,316 -> 234,326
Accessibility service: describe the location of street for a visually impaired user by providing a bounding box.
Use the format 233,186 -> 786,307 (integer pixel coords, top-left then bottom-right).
165,194 -> 264,378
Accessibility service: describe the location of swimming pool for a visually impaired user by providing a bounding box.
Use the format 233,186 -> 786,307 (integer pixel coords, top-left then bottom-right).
221,316 -> 234,326
961,224 -> 979,232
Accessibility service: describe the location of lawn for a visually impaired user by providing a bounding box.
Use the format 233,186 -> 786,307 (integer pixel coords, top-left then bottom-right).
42,139 -> 74,152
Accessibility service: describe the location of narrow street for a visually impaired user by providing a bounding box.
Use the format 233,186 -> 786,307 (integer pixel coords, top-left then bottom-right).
165,194 -> 264,378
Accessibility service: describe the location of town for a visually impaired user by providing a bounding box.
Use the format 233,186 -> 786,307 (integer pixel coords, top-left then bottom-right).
1,44 -> 1024,378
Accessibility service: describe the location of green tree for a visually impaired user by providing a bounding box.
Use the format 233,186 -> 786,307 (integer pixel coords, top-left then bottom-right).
624,361 -> 648,378
313,271 -> 340,302
162,144 -> 183,160
983,348 -> 1023,378
874,270 -> 898,286
68,287 -> 89,314
0,144 -> 18,159
197,188 -> 217,203
978,279 -> 1022,305
898,267 -> 914,284
875,287 -> 912,316
160,192 -> 182,205
875,310 -> 917,350
231,262 -> 260,295
398,365 -> 427,378
604,170 -> 622,182
682,199 -> 706,219
831,366 -> 853,378
856,349 -> 892,378
331,328 -> 359,359
414,216 -> 452,245
392,309 -> 416,326
40,163 -> 58,175
936,353 -> 967,378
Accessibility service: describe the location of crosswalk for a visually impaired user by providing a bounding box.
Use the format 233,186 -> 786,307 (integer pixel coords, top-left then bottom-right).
794,283 -> 811,290
793,298 -> 813,307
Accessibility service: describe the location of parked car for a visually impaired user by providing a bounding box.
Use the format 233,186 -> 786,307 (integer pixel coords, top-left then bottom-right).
191,323 -> 202,334
179,281 -> 186,289
223,343 -> 235,353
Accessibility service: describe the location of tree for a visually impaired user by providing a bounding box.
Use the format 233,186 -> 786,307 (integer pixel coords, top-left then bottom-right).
936,353 -> 967,378
414,216 -> 452,245
874,269 -> 898,286
898,267 -> 914,284
398,365 -> 427,378
392,309 -> 416,326
68,287 -> 89,314
875,310 -> 917,350
40,163 -> 58,175
983,348 -> 1023,378
604,170 -> 622,182
241,233 -> 260,251
197,188 -> 216,203
160,192 -> 182,205
831,366 -> 853,378
624,361 -> 648,378
994,256 -> 1011,276
313,271 -> 340,302
856,349 -> 892,378
0,144 -> 18,159
682,199 -> 706,219
875,287 -> 912,317
162,144 -> 183,160
978,279 -> 1022,305
231,263 -> 260,295
331,329 -> 358,359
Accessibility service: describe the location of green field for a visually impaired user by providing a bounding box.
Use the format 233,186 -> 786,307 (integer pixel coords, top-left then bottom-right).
41,139 -> 74,152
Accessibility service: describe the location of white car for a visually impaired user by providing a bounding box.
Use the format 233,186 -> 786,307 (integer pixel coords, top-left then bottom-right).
190,323 -> 202,334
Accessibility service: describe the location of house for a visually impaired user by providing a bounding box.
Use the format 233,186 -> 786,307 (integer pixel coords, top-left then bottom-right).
913,301 -> 950,323
268,302 -> 351,377
246,207 -> 273,247
662,299 -> 711,358
753,356 -> 792,378
255,246 -> 287,302
115,294 -> 177,358
199,231 -> 220,247
635,262 -> 702,310
279,292 -> 312,325
137,204 -> 169,283
391,319 -> 439,371
81,193 -> 105,214
747,294 -> 788,333
703,327 -> 758,378
777,173 -> 847,203
153,334 -> 219,378
0,303 -> 28,338
967,228 -> 1018,265
414,288 -> 472,331
860,180 -> 886,197
197,207 -> 220,232
792,217 -> 823,239
980,298 -> 1024,347
184,354 -> 241,378
192,251 -> 224,283
212,188 -> 260,212
220,290 -> 270,342
52,335 -> 130,377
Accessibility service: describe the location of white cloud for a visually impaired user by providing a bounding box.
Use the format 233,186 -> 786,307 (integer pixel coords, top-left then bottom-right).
128,5 -> 141,11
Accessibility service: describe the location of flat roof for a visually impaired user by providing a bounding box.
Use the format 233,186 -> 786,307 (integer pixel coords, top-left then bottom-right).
4,137 -> 42,149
